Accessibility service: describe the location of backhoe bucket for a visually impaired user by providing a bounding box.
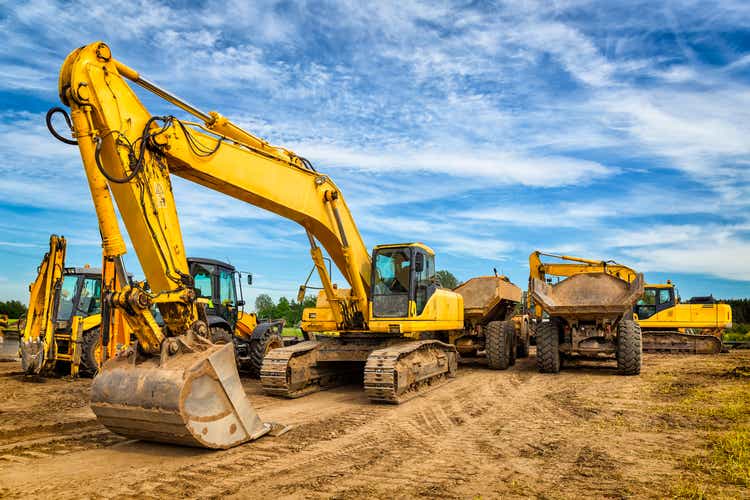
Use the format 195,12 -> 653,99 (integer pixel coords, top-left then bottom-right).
91,343 -> 270,449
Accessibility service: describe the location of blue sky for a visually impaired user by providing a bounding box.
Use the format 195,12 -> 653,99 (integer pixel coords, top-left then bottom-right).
1,0 -> 749,307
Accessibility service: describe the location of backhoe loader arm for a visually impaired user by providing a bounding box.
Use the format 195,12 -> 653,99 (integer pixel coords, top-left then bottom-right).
19,235 -> 66,373
59,42 -> 370,329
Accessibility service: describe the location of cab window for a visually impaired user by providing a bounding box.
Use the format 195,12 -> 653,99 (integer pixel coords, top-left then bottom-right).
219,270 -> 236,306
414,252 -> 435,315
636,288 -> 657,319
372,248 -> 411,317
56,275 -> 80,321
78,277 -> 102,315
658,289 -> 672,305
193,264 -> 215,301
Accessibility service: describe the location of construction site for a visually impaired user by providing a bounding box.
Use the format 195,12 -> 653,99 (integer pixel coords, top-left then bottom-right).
1,3 -> 750,499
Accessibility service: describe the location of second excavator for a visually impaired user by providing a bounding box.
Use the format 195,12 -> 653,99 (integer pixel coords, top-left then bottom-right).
52,41 -> 519,446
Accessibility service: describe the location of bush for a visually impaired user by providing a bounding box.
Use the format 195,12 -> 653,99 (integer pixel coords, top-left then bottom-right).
0,300 -> 27,319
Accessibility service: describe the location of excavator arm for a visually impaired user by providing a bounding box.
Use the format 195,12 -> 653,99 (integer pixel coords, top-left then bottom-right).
59,42 -> 370,330
57,43 -> 273,449
19,235 -> 67,374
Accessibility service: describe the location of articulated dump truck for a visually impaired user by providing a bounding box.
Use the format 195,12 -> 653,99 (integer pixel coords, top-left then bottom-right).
529,252 -> 644,375
452,276 -> 529,369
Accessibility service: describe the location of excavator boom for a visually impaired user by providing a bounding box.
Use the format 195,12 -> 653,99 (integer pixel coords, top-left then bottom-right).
58,43 -> 271,448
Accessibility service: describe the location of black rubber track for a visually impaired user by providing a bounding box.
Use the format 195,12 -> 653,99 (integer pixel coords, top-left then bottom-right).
616,319 -> 642,375
536,321 -> 561,373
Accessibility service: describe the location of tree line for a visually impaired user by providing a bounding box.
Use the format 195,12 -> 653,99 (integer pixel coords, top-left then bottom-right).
723,298 -> 750,325
254,294 -> 317,326
0,300 -> 26,319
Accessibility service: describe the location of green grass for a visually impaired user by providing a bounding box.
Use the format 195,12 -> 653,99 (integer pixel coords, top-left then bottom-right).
659,368 -> 750,497
686,430 -> 750,488
282,327 -> 303,338
725,323 -> 750,342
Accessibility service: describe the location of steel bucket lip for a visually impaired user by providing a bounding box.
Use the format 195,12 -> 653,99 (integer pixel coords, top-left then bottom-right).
90,343 -> 271,449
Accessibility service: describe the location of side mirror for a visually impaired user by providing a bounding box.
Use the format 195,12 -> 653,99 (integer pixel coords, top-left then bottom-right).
246,274 -> 253,286
414,253 -> 424,273
297,285 -> 306,303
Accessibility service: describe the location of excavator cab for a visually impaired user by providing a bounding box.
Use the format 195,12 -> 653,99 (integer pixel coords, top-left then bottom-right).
371,243 -> 438,318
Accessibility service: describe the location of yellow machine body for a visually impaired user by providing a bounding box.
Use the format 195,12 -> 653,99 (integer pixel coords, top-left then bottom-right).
19,235 -> 130,377
635,282 -> 731,353
56,41 -> 467,413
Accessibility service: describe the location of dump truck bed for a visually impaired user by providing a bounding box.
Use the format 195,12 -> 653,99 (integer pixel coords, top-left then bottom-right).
453,276 -> 522,323
530,272 -> 644,321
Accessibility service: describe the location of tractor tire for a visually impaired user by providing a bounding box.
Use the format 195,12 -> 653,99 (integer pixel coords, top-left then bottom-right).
210,326 -> 233,344
79,328 -> 101,377
616,320 -> 642,375
246,328 -> 284,379
485,320 -> 513,370
536,321 -> 561,373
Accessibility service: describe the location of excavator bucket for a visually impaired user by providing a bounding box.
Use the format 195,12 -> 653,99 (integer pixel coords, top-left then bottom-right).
91,343 -> 271,449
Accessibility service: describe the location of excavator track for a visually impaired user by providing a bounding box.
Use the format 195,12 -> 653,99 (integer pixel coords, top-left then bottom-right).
364,340 -> 458,404
642,331 -> 723,354
260,340 -> 357,398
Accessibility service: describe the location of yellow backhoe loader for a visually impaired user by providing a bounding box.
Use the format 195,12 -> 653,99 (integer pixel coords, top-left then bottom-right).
19,234 -> 130,377
636,281 -> 731,354
187,257 -> 291,377
529,251 -> 644,375
50,42 -> 525,448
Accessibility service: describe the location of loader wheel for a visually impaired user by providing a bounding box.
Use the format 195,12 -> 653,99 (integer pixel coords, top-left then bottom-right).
616,320 -> 642,375
485,320 -> 513,370
79,328 -> 102,377
210,326 -> 233,344
536,321 -> 561,373
247,327 -> 284,379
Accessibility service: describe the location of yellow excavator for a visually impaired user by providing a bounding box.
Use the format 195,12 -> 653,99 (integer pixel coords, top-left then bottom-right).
50,41 -> 498,447
19,234 -> 130,377
635,281 -> 731,354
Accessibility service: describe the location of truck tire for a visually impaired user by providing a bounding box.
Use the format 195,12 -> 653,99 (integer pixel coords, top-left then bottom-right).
485,320 -> 513,370
246,328 -> 284,379
536,321 -> 561,373
79,328 -> 101,377
508,322 -> 517,366
516,320 -> 530,358
616,320 -> 642,375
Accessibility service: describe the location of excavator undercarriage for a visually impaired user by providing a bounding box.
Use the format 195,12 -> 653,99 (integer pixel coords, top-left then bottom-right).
261,335 -> 458,403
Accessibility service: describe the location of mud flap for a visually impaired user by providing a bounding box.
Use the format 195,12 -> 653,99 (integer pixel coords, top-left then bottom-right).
91,343 -> 271,449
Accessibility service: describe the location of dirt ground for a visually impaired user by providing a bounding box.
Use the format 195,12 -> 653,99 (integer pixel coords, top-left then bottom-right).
0,339 -> 747,499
